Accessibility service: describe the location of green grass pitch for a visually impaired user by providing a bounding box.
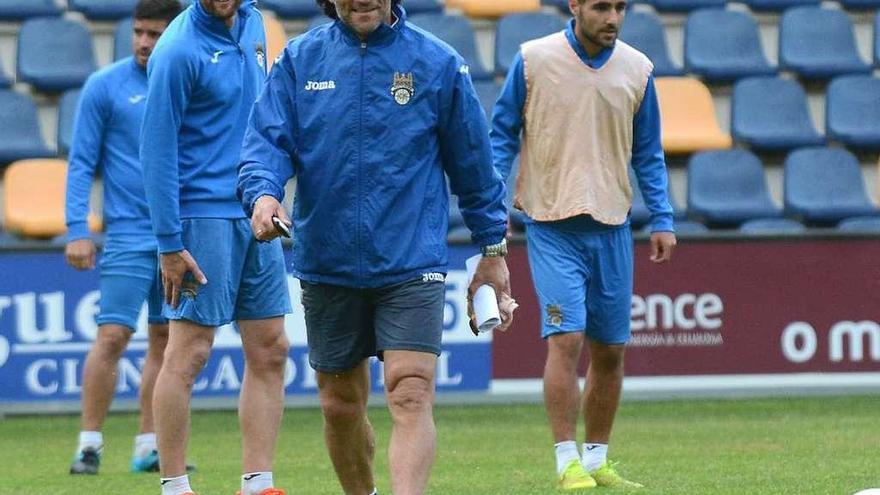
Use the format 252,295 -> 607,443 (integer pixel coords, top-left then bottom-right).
0,395 -> 877,494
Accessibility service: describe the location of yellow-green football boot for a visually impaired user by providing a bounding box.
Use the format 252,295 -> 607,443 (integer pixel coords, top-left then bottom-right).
557,459 -> 597,491
590,461 -> 644,489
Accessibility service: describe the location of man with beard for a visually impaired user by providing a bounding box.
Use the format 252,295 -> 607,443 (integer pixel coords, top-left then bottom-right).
237,1 -> 512,494
66,0 -> 183,476
140,1 -> 290,494
492,0 -> 676,490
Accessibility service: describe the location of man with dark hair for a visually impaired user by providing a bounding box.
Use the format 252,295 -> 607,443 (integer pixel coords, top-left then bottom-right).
140,1 -> 291,494
239,1 -> 511,494
66,0 -> 183,477
492,0 -> 676,490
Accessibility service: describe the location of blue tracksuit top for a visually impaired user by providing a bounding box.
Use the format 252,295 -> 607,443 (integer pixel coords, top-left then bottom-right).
492,19 -> 674,233
238,6 -> 508,288
66,57 -> 156,250
140,0 -> 267,253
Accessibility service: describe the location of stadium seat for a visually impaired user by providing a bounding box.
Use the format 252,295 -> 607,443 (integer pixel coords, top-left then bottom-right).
307,15 -> 333,31
654,77 -> 732,154
3,159 -> 101,238
619,11 -> 683,77
263,14 -> 288,71
455,0 -> 541,19
629,168 -> 686,229
495,12 -> 567,76
652,0 -> 725,12
114,18 -> 134,61
779,7 -> 871,79
402,0 -> 445,14
0,90 -> 54,165
17,18 -> 97,93
742,0 -> 818,11
260,0 -> 322,19
838,216 -> 880,231
784,147 -> 877,224
410,13 -> 492,81
731,76 -> 824,151
57,89 -> 82,157
0,0 -> 61,21
687,149 -> 780,226
0,58 -> 10,89
68,0 -> 138,20
826,75 -> 880,150
473,80 -> 500,119
876,13 -> 880,67
739,218 -> 807,234
685,9 -> 775,82
838,0 -> 880,8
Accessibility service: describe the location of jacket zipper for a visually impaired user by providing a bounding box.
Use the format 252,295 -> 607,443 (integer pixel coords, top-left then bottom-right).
357,41 -> 366,280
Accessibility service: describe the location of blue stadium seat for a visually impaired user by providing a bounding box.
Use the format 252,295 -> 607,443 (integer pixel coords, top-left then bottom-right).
779,7 -> 871,79
876,13 -> 880,67
838,0 -> 880,8
0,90 -> 54,164
114,18 -> 134,61
0,0 -> 61,21
495,12 -> 567,77
410,13 -> 492,81
17,18 -> 96,93
687,149 -> 780,226
826,75 -> 880,150
403,0 -> 444,14
307,15 -> 333,31
742,0 -> 818,12
739,218 -> 807,234
473,80 -> 500,119
784,147 -> 877,224
731,76 -> 823,151
57,89 -> 82,157
619,11 -> 683,77
69,0 -> 138,20
0,57 -> 11,89
260,0 -> 322,19
838,216 -> 880,232
685,9 -> 775,82
541,0 -> 568,12
652,0 -> 725,12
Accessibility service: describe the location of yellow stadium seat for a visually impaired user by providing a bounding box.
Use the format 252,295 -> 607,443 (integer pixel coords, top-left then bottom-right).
3,159 -> 101,238
654,77 -> 732,154
455,0 -> 541,19
263,13 -> 288,71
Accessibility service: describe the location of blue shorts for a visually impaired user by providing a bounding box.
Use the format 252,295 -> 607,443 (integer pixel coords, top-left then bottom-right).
163,218 -> 292,326
525,221 -> 633,344
97,248 -> 166,331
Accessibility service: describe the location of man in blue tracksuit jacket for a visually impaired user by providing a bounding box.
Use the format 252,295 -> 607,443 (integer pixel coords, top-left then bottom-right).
139,1 -> 290,494
237,1 -> 511,493
65,0 -> 182,477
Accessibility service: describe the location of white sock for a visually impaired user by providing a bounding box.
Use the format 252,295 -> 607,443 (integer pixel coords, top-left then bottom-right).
555,441 -> 580,475
241,471 -> 273,495
77,431 -> 103,453
582,443 -> 608,472
134,432 -> 157,458
369,490 -> 378,495
160,474 -> 192,495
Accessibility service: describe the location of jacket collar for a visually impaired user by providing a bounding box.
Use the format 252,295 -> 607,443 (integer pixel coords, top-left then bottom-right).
336,4 -> 406,47
191,0 -> 254,39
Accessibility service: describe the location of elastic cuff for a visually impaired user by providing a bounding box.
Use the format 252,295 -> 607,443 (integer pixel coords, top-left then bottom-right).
649,214 -> 675,233
157,233 -> 184,253
66,222 -> 91,241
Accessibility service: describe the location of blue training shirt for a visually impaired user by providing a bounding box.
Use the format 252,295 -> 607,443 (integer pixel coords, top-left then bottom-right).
140,0 -> 267,253
65,56 -> 156,250
491,19 -> 675,233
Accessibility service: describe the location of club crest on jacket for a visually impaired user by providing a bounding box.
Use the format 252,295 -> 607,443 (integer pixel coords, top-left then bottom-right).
391,72 -> 414,105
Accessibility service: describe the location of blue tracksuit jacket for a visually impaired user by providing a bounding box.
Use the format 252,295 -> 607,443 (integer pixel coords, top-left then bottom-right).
238,6 -> 508,288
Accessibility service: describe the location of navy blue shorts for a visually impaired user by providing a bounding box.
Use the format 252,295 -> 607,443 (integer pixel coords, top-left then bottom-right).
300,277 -> 445,373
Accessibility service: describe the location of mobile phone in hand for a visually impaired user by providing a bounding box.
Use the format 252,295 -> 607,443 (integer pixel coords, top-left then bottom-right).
272,216 -> 291,238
